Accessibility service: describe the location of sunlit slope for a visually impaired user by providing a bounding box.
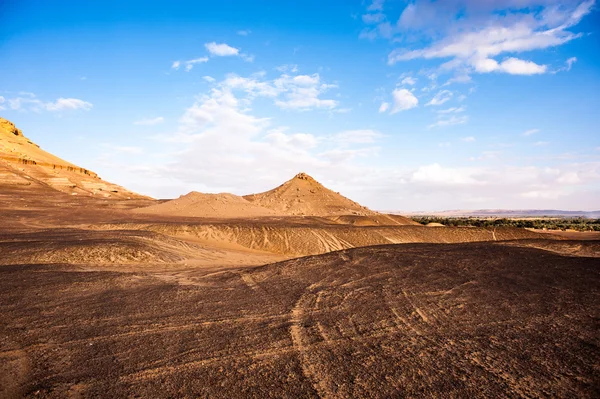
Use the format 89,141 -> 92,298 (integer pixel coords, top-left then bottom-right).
0,117 -> 147,199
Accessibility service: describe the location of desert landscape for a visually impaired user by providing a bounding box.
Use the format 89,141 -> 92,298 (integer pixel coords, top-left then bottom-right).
1,115 -> 599,398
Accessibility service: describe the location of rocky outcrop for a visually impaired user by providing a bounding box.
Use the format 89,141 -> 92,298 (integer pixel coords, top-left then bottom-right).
0,118 -> 24,137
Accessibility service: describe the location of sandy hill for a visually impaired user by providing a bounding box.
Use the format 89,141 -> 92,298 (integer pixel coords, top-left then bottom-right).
243,172 -> 377,217
0,117 -> 147,199
132,191 -> 278,218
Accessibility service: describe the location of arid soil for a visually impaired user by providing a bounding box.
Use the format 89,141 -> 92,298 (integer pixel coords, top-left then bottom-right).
1,118 -> 599,398
1,242 -> 598,398
1,184 -> 598,398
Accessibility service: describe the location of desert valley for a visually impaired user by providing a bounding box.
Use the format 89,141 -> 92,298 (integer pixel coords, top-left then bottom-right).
0,116 -> 598,398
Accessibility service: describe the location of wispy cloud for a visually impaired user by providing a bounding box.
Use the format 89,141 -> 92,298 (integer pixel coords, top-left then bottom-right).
428,114 -> 468,128
554,56 -> 578,73
171,42 -> 253,72
45,98 -> 93,111
172,57 -> 209,72
523,128 -> 540,136
134,117 -> 164,126
401,76 -> 417,86
438,106 -> 465,114
426,90 -> 452,106
6,93 -> 92,112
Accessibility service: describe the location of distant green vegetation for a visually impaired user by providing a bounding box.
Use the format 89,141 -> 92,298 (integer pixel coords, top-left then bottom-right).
411,216 -> 600,231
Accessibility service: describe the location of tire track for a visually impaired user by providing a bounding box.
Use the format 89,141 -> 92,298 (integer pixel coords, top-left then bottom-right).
289,282 -> 332,398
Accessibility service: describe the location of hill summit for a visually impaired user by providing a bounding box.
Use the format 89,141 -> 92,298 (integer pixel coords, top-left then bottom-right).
243,172 -> 377,216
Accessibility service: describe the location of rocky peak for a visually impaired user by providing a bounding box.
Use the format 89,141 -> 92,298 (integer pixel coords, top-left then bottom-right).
293,172 -> 317,182
0,117 -> 24,137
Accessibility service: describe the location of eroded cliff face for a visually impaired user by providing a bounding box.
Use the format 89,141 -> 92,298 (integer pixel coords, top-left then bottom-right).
0,117 -> 148,199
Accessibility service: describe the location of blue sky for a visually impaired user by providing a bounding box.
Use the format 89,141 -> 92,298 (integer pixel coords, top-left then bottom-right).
1,0 -> 599,211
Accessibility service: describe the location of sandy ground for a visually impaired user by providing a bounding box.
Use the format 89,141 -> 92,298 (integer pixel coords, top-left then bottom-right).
1,118 -> 599,397
532,229 -> 600,240
0,183 -> 598,398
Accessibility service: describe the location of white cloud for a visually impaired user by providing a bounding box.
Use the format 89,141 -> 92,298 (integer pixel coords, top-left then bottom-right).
222,74 -> 280,97
473,57 -> 547,75
523,128 -> 540,136
205,42 -> 240,56
265,129 -> 318,150
8,96 -> 40,110
555,56 -> 578,73
0,96 -> 5,110
378,102 -> 390,113
147,87 -> 378,195
172,57 -> 209,72
533,141 -> 550,146
412,163 -> 479,186
122,85 -> 600,210
7,94 -> 92,112
444,73 -> 472,85
237,30 -> 251,36
428,115 -> 468,128
367,0 -> 385,11
185,57 -> 209,71
134,117 -> 164,126
426,90 -> 452,106
390,88 -> 418,113
472,57 -> 499,73
276,64 -> 299,73
363,13 -> 385,24
438,106 -> 465,114
401,76 -> 417,86
386,1 -> 594,77
461,136 -> 476,142
45,98 -> 93,111
498,57 -> 547,75
203,76 -> 216,83
273,74 -> 339,110
217,71 -> 339,111
172,42 -> 252,72
359,29 -> 378,41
